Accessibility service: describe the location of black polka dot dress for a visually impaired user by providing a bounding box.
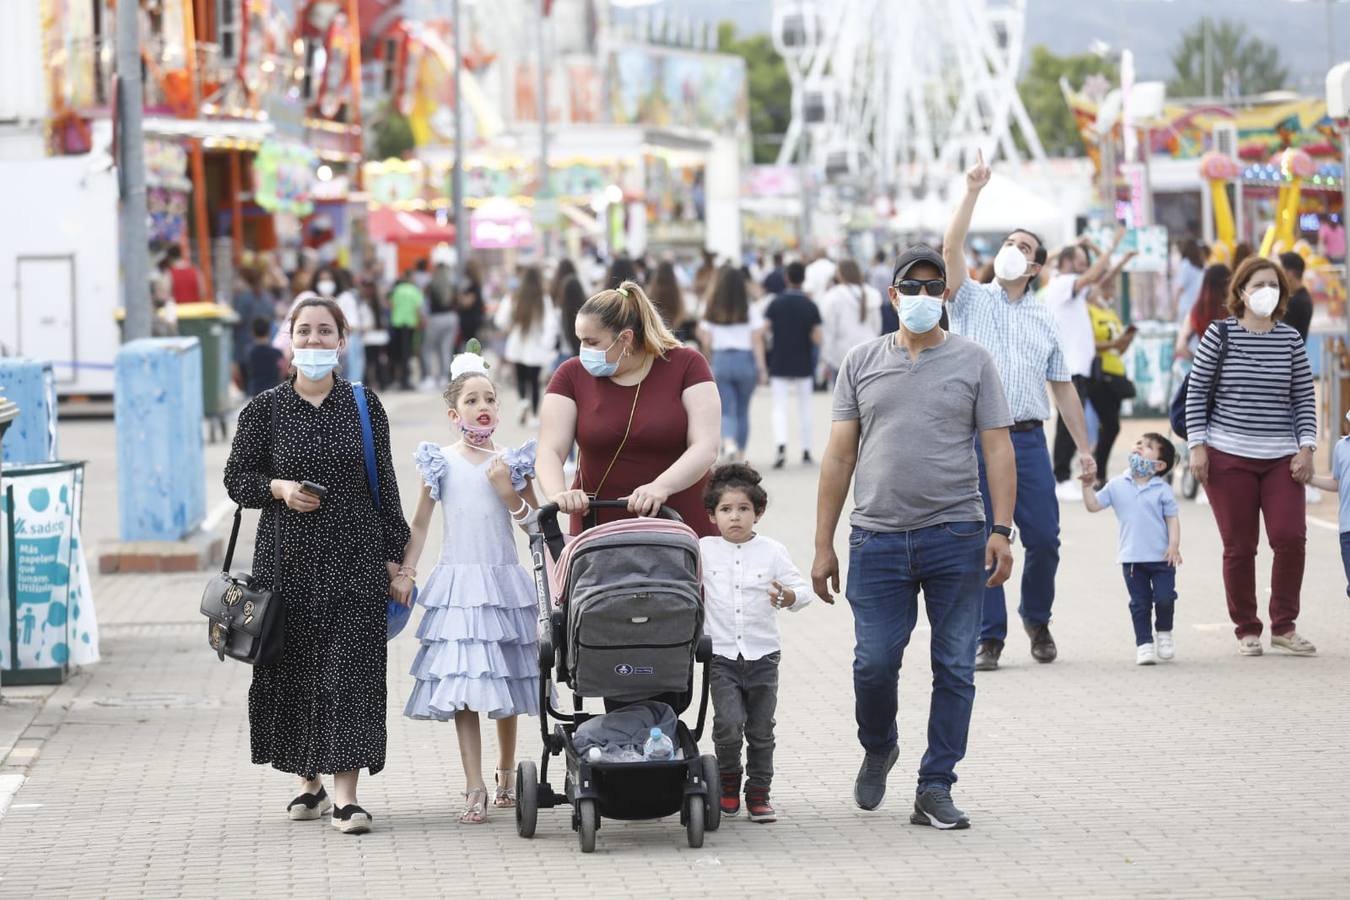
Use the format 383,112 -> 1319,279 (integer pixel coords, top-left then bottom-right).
223,379 -> 410,778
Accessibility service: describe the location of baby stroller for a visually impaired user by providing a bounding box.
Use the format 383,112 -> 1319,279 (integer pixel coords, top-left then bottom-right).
514,501 -> 720,852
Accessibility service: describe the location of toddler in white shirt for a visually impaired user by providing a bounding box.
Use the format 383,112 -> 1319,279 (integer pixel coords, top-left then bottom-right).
700,464 -> 815,824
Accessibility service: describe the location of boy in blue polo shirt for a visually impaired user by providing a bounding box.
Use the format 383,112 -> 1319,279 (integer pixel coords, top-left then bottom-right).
1309,410 -> 1350,596
1081,433 -> 1182,665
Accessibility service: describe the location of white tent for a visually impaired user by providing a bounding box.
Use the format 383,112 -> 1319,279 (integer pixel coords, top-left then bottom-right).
944,172 -> 1073,247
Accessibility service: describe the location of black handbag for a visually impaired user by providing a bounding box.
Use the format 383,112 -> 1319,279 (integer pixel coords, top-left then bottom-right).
201,389 -> 286,664
1090,356 -> 1137,400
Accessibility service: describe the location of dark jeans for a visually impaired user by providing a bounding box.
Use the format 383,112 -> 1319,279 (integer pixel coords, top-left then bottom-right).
1121,562 -> 1177,646
389,326 -> 416,389
515,363 -> 542,414
1341,533 -> 1350,597
976,427 -> 1061,643
712,349 -> 757,450
845,522 -> 985,790
710,653 -> 779,790
1205,448 -> 1305,638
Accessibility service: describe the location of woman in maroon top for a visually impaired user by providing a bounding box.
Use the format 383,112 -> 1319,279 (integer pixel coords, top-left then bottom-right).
538,280 -> 721,536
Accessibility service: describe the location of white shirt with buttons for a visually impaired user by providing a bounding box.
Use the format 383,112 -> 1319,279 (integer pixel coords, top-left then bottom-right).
699,534 -> 815,661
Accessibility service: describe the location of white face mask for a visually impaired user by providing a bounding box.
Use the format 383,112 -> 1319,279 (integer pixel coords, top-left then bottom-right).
993,245 -> 1029,281
1246,286 -> 1279,318
316,279 -> 337,298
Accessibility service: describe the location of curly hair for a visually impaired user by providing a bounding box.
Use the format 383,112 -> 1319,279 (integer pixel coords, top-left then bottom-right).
703,463 -> 768,516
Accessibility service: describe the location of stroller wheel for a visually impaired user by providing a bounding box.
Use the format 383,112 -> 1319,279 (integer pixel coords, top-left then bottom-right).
516,761 -> 539,839
700,755 -> 721,833
577,799 -> 598,853
686,795 -> 705,849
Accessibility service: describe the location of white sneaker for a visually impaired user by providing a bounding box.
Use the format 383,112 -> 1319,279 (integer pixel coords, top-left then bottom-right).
1237,635 -> 1263,656
1055,480 -> 1080,502
1136,643 -> 1157,665
1155,631 -> 1175,660
1270,631 -> 1317,656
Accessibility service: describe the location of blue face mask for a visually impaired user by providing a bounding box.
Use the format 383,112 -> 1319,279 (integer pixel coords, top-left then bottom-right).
897,295 -> 944,334
293,347 -> 340,381
579,338 -> 620,378
1128,452 -> 1158,479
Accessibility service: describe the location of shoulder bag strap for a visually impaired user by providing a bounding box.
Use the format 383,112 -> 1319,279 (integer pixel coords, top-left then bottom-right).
351,382 -> 381,512
222,386 -> 282,574
270,386 -> 282,581
1204,321 -> 1232,415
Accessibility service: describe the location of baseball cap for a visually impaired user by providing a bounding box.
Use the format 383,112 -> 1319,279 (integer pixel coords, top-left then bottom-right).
891,244 -> 947,284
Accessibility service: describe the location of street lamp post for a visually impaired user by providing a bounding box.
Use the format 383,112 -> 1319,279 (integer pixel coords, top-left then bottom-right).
116,0 -> 152,341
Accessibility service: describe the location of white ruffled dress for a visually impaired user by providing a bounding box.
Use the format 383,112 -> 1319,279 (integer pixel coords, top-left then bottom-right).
404,441 -> 541,720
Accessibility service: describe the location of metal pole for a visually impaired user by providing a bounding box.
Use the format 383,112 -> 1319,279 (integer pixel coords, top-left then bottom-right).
117,0 -> 152,341
537,0 -> 551,258
1202,7 -> 1212,99
452,0 -> 469,281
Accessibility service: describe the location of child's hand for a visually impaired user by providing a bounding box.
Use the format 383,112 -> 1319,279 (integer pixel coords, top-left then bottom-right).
768,580 -> 796,609
487,457 -> 514,493
390,573 -> 416,607
1165,547 -> 1182,567
1079,470 -> 1096,486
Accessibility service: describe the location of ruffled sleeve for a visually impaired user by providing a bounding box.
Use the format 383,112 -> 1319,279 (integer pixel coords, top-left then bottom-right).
501,439 -> 537,491
413,441 -> 448,501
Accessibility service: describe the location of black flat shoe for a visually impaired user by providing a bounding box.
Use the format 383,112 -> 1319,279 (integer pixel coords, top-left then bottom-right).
287,786 -> 332,821
331,804 -> 373,835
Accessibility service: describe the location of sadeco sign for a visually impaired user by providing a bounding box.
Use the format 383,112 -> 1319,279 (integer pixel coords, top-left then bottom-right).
2,461 -> 99,682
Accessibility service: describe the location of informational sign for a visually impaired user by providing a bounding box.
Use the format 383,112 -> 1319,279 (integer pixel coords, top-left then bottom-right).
1,462 -> 99,673
1086,224 -> 1170,274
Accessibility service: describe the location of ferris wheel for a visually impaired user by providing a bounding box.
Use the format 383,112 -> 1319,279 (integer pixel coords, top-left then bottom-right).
772,0 -> 1046,201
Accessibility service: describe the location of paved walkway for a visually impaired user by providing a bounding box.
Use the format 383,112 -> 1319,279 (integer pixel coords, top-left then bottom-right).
2,387 -> 1348,898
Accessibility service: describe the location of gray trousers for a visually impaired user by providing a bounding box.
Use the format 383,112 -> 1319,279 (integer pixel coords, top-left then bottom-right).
420,311 -> 458,382
710,652 -> 779,790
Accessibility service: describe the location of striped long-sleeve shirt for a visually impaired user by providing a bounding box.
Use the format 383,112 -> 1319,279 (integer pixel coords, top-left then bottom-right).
1185,317 -> 1317,458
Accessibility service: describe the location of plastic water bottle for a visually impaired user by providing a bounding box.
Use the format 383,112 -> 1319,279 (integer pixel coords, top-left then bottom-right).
643,727 -> 674,760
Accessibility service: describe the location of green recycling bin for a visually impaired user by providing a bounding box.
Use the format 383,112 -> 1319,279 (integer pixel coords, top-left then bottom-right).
2,460 -> 98,686
175,303 -> 240,422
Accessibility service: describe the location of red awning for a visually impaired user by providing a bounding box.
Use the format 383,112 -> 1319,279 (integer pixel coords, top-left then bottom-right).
367,208 -> 456,244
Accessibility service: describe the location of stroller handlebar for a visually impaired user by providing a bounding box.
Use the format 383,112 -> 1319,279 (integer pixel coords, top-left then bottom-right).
534,500 -> 685,563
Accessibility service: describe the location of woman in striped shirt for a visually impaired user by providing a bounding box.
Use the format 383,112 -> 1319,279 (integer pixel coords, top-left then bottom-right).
1186,256 -> 1318,657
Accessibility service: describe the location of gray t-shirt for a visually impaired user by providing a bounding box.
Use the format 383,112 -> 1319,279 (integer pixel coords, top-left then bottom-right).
832,333 -> 1013,532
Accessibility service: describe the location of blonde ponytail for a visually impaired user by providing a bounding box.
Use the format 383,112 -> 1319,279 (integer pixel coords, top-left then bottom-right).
578,280 -> 681,358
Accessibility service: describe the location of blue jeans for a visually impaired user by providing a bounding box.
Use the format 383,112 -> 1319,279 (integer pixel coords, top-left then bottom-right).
1341,533 -> 1350,597
1121,562 -> 1177,645
712,349 -> 757,450
975,427 -> 1061,643
845,522 -> 986,790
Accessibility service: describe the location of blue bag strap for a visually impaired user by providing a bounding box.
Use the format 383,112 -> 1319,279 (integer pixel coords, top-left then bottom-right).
351,382 -> 381,511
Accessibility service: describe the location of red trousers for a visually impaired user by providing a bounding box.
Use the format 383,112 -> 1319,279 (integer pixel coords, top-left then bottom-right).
1205,448 -> 1306,638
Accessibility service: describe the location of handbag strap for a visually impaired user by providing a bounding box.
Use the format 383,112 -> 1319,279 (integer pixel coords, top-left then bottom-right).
352,381 -> 381,511
1204,320 -> 1232,415
222,385 -> 283,575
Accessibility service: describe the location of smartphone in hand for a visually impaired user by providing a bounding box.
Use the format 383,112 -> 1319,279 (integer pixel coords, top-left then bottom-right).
300,480 -> 329,498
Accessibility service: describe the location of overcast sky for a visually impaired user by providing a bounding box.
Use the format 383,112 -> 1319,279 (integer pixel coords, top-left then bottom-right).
685,0 -> 1347,92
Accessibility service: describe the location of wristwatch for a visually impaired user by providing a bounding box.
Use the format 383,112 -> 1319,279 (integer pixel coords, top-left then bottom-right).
991,524 -> 1015,541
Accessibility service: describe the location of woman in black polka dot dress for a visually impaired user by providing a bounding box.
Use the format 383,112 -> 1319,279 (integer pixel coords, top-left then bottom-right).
224,296 -> 410,835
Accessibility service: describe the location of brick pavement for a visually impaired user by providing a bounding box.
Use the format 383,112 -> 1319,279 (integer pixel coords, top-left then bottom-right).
2,387 -> 1348,898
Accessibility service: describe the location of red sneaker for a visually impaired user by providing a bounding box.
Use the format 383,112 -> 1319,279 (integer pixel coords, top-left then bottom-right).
745,787 -> 776,824
719,772 -> 741,816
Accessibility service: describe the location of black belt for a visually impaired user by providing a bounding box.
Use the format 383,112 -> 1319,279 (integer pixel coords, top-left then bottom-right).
1010,420 -> 1043,432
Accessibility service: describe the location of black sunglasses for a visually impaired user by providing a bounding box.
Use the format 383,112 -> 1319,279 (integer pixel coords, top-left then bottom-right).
893,279 -> 947,296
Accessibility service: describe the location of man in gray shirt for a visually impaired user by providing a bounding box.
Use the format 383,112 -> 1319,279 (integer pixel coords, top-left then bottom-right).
813,244 -> 1016,830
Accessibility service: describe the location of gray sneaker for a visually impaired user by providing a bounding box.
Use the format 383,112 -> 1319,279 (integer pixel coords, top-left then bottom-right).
910,786 -> 970,830
853,746 -> 899,811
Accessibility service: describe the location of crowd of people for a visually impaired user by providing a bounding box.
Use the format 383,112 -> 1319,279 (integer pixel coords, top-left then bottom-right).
219,151 -> 1346,842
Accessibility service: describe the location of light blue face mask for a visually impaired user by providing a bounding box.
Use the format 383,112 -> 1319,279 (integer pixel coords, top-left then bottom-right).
1128,452 -> 1159,479
897,295 -> 944,334
579,338 -> 620,378
293,347 -> 340,381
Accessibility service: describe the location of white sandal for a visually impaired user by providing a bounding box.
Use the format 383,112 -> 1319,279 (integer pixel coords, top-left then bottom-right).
494,768 -> 517,809
459,787 -> 488,824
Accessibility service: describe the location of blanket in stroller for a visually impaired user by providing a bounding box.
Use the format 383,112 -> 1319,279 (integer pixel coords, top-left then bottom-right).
572,701 -> 679,760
